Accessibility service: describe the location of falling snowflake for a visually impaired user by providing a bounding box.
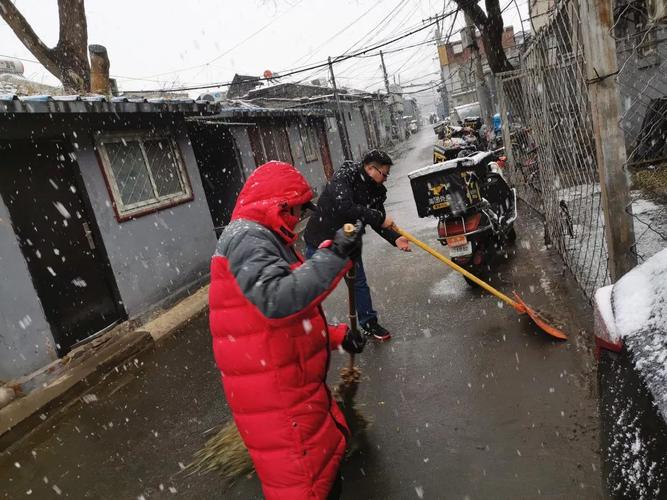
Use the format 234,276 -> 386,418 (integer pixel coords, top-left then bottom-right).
53,201 -> 71,219
302,319 -> 313,333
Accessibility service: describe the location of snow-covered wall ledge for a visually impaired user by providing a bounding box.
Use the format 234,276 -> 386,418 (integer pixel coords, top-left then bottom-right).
594,285 -> 621,351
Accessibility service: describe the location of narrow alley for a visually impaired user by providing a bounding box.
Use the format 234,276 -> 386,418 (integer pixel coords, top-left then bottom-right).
1,128 -> 603,499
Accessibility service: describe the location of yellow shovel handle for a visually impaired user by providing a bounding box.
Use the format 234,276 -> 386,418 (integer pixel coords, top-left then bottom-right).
392,224 -> 522,311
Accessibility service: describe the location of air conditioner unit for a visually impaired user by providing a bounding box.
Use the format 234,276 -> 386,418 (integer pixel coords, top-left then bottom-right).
646,0 -> 666,23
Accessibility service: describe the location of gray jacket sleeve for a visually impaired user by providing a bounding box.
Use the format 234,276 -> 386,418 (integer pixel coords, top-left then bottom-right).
226,235 -> 349,319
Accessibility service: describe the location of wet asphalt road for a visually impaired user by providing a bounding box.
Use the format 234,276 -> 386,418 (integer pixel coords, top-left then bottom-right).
0,128 -> 603,499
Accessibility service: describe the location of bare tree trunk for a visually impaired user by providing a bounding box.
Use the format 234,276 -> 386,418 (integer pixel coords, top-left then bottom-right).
453,0 -> 515,74
0,0 -> 90,92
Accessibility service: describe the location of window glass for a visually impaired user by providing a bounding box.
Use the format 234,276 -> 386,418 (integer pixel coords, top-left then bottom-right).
99,135 -> 191,219
144,139 -> 183,197
104,141 -> 155,206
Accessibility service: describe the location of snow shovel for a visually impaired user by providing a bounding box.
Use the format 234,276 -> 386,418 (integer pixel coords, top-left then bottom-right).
391,224 -> 567,341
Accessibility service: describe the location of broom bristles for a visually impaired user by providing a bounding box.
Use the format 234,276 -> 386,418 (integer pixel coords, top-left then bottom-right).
182,420 -> 254,483
185,364 -> 370,481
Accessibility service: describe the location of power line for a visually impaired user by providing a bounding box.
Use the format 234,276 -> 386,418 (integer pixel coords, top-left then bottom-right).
0,53 -> 173,85
288,0 -> 386,69
301,0 -> 413,85
402,82 -> 441,94
138,0 -> 305,79
133,8 -> 459,93
356,36 -> 439,57
311,2 -> 443,89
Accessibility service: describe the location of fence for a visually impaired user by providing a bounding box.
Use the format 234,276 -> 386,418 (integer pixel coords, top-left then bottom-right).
497,0 -> 610,299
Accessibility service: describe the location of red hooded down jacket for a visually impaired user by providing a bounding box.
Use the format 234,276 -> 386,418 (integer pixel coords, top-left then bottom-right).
209,161 -> 352,499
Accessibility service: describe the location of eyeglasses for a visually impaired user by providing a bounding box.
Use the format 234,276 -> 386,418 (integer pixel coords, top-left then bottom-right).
372,165 -> 390,179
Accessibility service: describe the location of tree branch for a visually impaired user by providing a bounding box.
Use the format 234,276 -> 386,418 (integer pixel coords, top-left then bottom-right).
0,0 -> 59,76
453,0 -> 514,73
483,0 -> 513,72
453,0 -> 488,28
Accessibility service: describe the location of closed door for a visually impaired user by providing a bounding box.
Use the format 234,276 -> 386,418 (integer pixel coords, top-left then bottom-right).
260,124 -> 294,164
247,126 -> 267,166
314,121 -> 334,180
0,141 -> 123,354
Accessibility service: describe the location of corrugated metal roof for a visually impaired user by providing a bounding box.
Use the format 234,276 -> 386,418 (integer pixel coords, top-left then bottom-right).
192,106 -> 333,120
0,94 -> 214,114
0,93 -> 335,120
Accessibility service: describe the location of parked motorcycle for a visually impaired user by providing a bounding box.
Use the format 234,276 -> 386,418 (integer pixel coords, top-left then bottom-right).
433,124 -> 479,163
409,150 -> 518,286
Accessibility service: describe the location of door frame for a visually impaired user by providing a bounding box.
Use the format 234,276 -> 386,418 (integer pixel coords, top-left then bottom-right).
65,140 -> 127,335
1,139 -> 127,354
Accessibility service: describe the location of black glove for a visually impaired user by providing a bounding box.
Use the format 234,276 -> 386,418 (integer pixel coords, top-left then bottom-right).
342,326 -> 366,354
331,220 -> 363,260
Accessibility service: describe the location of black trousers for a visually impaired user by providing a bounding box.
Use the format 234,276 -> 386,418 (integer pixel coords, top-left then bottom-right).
327,471 -> 343,500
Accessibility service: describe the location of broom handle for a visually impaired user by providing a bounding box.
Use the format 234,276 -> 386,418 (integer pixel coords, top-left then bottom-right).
343,223 -> 358,370
390,223 -> 521,311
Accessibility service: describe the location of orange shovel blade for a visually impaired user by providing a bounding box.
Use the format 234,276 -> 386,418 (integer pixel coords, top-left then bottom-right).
513,292 -> 568,341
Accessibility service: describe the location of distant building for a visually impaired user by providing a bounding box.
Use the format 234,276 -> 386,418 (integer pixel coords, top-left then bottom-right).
403,97 -> 422,125
437,26 -> 519,117
0,57 -> 61,96
227,74 -> 262,98
243,82 -> 397,161
528,0 -> 553,33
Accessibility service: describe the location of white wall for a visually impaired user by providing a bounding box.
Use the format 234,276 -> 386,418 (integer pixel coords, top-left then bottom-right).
76,119 -> 217,318
0,198 -> 56,380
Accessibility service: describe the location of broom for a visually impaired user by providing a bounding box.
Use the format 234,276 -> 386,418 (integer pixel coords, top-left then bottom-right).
333,222 -> 371,454
184,224 -> 368,481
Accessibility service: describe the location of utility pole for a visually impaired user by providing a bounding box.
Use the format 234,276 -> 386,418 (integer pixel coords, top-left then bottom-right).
380,50 -> 398,140
434,18 -> 450,120
328,56 -> 352,160
464,12 -> 493,127
579,0 -> 636,280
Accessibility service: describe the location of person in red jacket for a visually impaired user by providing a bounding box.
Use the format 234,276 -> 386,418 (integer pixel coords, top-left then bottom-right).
209,160 -> 366,499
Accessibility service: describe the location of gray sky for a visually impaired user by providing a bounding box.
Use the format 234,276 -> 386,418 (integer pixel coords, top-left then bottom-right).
0,0 -> 529,109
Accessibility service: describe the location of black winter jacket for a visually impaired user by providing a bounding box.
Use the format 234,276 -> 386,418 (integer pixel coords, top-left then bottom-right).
304,161 -> 401,247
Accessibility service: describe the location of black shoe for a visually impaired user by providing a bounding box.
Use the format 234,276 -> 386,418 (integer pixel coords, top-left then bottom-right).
362,318 -> 391,341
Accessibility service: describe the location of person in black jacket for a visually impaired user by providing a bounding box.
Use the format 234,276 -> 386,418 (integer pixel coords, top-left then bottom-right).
303,150 -> 410,341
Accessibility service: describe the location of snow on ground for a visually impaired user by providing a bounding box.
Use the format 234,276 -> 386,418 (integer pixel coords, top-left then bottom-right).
555,183 -> 609,298
551,184 -> 666,299
613,248 -> 667,421
430,271 -> 469,298
631,193 -> 667,262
